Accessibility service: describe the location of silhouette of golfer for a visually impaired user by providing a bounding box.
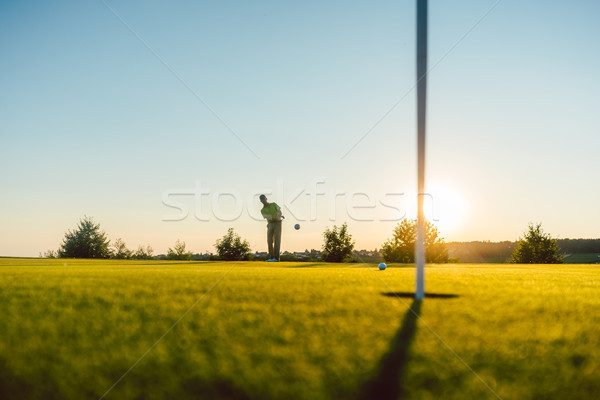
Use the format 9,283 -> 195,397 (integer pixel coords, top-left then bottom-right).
259,194 -> 283,262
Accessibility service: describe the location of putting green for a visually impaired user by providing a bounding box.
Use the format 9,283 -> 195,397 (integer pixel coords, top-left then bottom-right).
0,258 -> 599,399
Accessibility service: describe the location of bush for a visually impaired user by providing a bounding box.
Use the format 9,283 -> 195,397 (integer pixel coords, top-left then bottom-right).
214,228 -> 251,261
280,253 -> 298,262
321,223 -> 355,263
381,219 -> 449,263
510,223 -> 564,264
58,216 -> 110,258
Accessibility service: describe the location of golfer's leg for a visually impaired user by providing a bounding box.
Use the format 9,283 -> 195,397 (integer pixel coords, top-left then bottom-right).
274,222 -> 282,261
267,223 -> 274,259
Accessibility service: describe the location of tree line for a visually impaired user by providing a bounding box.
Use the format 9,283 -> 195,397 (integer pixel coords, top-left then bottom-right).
43,217 -> 360,262
448,234 -> 600,263
44,216 -> 572,264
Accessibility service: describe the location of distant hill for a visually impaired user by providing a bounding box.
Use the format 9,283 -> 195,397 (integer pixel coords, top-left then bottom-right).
448,239 -> 600,264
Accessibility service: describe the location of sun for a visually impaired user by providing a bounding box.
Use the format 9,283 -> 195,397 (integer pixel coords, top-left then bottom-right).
406,183 -> 467,237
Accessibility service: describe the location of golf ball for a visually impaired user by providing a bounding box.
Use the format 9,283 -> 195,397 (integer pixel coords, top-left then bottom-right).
378,262 -> 387,270
294,224 -> 300,230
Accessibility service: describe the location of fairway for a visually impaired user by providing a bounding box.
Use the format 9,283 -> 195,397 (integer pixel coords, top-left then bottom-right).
1,259 -> 599,400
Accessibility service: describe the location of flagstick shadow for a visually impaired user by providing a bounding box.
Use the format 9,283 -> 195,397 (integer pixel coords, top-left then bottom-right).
382,292 -> 458,299
359,299 -> 422,400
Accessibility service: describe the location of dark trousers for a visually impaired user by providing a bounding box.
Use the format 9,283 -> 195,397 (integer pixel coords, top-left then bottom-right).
267,221 -> 282,260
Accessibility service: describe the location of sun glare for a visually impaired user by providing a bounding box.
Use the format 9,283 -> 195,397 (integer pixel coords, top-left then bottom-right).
406,184 -> 467,237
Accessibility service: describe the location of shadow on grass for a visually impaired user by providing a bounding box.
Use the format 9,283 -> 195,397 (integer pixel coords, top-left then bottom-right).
182,378 -> 251,400
0,357 -> 61,400
382,292 -> 459,299
0,358 -> 31,400
359,299 -> 422,400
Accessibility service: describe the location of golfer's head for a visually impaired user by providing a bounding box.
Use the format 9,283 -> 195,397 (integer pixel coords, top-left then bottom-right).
259,194 -> 268,205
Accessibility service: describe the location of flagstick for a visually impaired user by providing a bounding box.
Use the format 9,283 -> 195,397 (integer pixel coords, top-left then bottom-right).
415,0 -> 427,300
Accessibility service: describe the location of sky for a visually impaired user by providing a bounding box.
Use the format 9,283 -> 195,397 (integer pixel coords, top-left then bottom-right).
1,0 -> 599,257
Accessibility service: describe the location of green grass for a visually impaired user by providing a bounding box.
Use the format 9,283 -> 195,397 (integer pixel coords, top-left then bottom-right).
1,258 -> 599,399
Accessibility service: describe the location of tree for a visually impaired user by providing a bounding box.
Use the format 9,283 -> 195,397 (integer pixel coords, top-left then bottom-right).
39,249 -> 57,258
321,223 -> 355,262
167,239 -> 192,260
214,228 -> 251,261
111,238 -> 132,259
381,219 -> 415,263
58,216 -> 110,258
132,245 -> 154,260
510,223 -> 563,264
381,219 -> 449,263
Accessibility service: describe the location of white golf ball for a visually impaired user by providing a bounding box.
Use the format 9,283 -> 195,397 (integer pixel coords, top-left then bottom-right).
378,262 -> 387,270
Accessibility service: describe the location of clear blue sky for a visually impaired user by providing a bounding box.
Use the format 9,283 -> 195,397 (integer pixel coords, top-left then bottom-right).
1,0 -> 599,257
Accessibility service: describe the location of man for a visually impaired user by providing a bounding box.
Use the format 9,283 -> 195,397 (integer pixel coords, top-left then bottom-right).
259,194 -> 283,262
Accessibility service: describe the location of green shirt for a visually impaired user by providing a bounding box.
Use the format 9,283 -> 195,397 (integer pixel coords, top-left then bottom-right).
261,202 -> 281,221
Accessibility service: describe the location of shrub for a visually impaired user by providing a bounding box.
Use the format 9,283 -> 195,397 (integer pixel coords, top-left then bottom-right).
58,216 -> 110,258
321,223 -> 355,263
381,219 -> 449,263
510,223 -> 563,264
214,228 -> 251,261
